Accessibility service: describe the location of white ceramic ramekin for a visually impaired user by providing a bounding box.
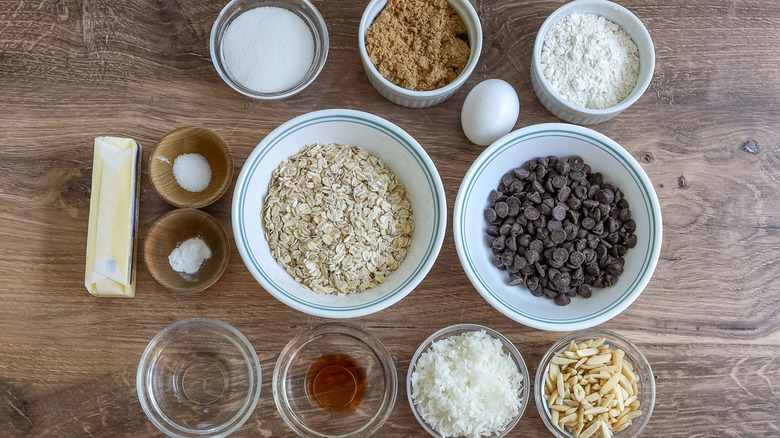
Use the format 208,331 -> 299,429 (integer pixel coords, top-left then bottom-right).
531,0 -> 655,125
358,0 -> 483,108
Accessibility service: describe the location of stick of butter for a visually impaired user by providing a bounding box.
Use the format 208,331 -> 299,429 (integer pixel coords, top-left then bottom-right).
85,137 -> 141,297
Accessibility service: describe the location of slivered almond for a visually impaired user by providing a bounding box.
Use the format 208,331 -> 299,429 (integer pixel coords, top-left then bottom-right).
552,356 -> 579,366
579,419 -> 601,438
586,353 -> 612,365
576,347 -> 600,357
584,406 -> 610,416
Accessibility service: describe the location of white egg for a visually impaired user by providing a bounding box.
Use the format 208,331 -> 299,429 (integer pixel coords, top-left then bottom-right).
461,79 -> 520,146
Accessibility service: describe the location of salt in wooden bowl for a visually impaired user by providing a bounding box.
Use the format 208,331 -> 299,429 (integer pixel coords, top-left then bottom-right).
144,208 -> 230,294
149,126 -> 233,208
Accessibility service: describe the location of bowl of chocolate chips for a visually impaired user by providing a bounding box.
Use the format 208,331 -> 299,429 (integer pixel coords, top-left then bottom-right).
454,123 -> 662,331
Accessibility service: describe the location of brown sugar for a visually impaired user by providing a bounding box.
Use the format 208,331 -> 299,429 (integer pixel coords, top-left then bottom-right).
365,0 -> 470,91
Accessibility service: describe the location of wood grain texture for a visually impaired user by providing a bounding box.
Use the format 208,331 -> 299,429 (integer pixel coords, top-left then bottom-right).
1,0 -> 780,436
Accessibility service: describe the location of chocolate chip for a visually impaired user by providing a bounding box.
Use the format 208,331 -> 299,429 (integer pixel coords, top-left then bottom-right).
513,167 -> 530,179
569,250 -> 584,267
570,156 -> 585,171
553,204 -> 567,221
524,206 -> 540,220
502,172 -> 518,187
550,229 -> 567,245
554,294 -> 571,306
495,201 -> 509,218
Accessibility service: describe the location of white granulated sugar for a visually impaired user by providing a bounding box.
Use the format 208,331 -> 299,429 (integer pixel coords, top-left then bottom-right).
173,153 -> 211,193
541,13 -> 640,109
222,7 -> 315,93
410,330 -> 524,438
168,237 -> 212,275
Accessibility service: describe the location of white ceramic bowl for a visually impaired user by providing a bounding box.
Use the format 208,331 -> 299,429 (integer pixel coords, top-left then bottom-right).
453,123 -> 662,331
530,0 -> 655,125
232,109 -> 447,318
358,0 -> 482,108
210,0 -> 329,100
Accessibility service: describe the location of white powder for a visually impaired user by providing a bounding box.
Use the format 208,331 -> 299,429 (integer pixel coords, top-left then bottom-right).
173,153 -> 211,192
541,13 -> 640,109
168,237 -> 212,275
222,7 -> 315,93
410,330 -> 524,438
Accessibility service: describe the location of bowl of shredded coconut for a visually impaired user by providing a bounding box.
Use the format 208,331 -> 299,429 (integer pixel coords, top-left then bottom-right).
530,0 -> 655,125
407,324 -> 530,438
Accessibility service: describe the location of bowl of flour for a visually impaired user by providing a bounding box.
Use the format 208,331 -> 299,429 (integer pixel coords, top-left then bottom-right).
530,0 -> 655,125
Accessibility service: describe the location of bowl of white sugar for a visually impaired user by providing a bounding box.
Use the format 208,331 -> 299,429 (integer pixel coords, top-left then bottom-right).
407,324 -> 530,438
210,0 -> 328,100
530,0 -> 655,125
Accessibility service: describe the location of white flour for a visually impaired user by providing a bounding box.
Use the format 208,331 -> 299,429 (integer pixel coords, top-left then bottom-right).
541,13 -> 640,109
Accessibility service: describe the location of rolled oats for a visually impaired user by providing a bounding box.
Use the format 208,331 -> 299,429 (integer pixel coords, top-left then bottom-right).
263,142 -> 414,295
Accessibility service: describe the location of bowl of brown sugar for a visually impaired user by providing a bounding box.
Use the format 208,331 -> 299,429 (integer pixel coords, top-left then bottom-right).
359,0 -> 482,108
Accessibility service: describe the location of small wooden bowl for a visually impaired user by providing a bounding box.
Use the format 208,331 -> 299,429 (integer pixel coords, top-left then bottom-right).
144,209 -> 230,294
150,127 -> 233,208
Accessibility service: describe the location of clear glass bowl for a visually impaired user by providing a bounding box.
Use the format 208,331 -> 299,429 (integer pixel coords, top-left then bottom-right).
136,318 -> 261,438
407,323 -> 530,438
534,330 -> 656,438
273,323 -> 397,437
210,0 -> 329,100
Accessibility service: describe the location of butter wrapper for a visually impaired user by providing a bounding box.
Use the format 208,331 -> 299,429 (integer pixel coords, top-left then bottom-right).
85,137 -> 141,297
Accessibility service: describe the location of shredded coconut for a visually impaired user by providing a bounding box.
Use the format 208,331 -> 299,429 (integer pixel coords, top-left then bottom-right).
410,330 -> 524,438
541,13 -> 640,109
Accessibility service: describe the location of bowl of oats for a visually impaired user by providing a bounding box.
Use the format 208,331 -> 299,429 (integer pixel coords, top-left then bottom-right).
232,109 -> 446,318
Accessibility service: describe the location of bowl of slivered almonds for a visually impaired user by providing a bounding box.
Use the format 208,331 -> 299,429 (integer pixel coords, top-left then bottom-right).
232,109 -> 447,318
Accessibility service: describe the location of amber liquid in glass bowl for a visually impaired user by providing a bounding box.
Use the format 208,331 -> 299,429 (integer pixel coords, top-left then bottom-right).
306,354 -> 367,412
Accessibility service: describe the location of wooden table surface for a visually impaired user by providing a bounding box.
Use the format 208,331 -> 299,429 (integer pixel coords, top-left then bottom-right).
2,0 -> 779,436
